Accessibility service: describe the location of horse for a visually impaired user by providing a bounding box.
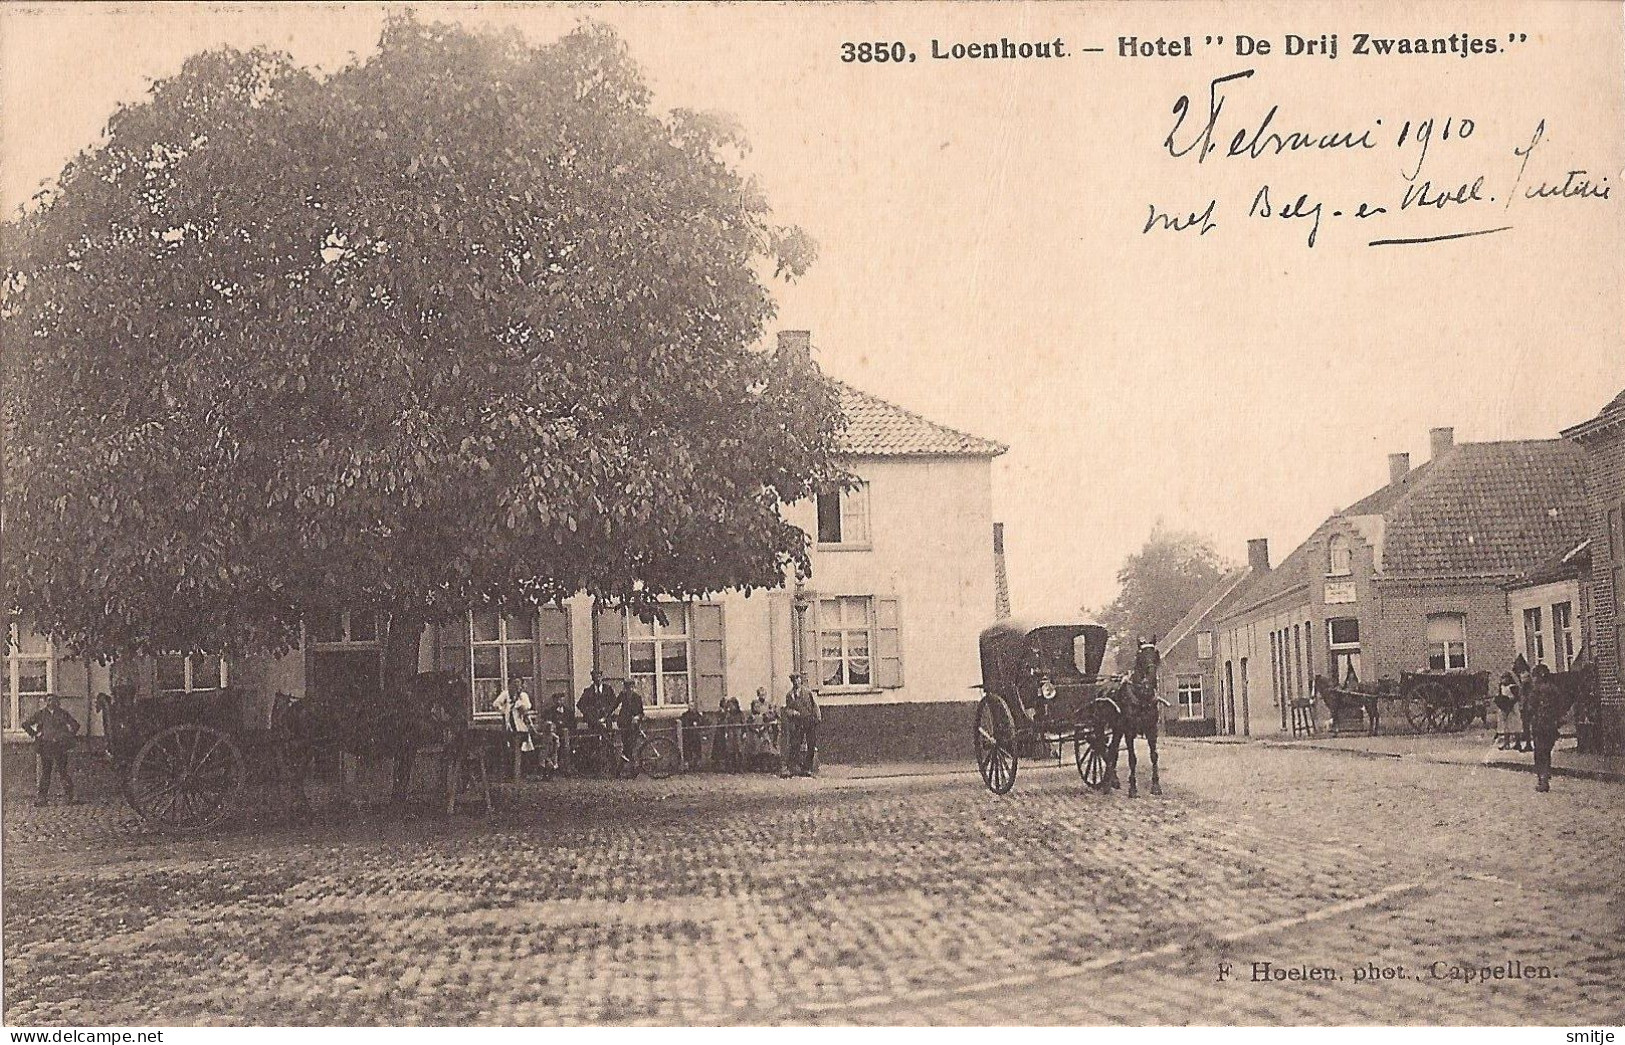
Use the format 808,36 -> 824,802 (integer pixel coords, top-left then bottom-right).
274,670 -> 495,818
1104,641 -> 1165,798
1313,674 -> 1381,736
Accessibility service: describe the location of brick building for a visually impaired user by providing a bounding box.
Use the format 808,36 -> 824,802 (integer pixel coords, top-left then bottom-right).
1209,428 -> 1589,736
1560,388 -> 1625,754
1155,547 -> 1263,736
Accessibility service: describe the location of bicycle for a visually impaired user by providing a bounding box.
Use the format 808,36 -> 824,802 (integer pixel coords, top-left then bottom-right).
571,722 -> 680,780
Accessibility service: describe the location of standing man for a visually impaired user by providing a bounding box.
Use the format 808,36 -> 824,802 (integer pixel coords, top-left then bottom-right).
578,669 -> 616,733
22,694 -> 81,806
614,677 -> 646,772
783,673 -> 820,777
1525,664 -> 1566,793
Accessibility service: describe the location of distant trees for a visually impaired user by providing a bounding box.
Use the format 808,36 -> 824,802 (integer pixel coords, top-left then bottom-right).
1,14 -> 846,695
1092,525 -> 1229,670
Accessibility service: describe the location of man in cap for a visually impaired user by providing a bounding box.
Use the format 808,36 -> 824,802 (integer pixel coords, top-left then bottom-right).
782,672 -> 820,777
21,694 -> 81,806
1525,664 -> 1567,792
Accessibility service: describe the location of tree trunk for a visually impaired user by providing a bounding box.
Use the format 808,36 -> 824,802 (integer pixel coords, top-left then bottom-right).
382,612 -> 427,701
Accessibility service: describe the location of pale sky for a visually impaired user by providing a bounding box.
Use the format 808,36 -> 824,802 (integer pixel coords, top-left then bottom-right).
4,2 -> 1621,617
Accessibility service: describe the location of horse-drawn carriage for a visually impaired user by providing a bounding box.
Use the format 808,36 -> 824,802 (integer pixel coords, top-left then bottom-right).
971,620 -> 1166,797
1315,671 -> 1490,736
97,672 -> 495,834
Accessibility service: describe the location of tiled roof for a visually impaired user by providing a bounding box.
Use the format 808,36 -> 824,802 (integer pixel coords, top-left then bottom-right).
1213,438 -> 1588,626
1377,440 -> 1588,578
1560,387 -> 1625,441
835,381 -> 1007,458
1504,539 -> 1591,590
1341,460 -> 1435,517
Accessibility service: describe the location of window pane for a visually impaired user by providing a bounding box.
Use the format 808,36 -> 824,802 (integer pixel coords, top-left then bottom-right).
627,614 -> 656,638
505,614 -> 535,641
848,629 -> 871,661
348,612 -> 378,643
820,632 -> 843,661
848,658 -> 871,686
822,659 -> 845,687
843,486 -> 870,544
662,674 -> 691,707
844,597 -> 870,628
1447,645 -> 1467,671
157,655 -> 187,692
307,612 -> 343,644
14,628 -> 50,657
505,644 -> 535,689
18,694 -> 45,726
472,678 -> 503,716
1425,614 -> 1465,643
472,646 -> 502,680
1428,646 -> 1447,672
471,610 -> 501,643
658,605 -> 688,639
196,656 -> 224,689
16,658 -> 49,695
660,642 -> 688,676
816,489 -> 842,543
1329,619 -> 1360,646
630,642 -> 657,675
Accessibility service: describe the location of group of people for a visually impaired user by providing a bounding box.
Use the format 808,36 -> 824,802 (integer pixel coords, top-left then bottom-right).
490,669 -> 821,779
1496,654 -> 1568,792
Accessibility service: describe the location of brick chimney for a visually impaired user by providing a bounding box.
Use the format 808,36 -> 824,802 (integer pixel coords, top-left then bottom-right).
1388,452 -> 1411,485
1429,427 -> 1455,460
1247,538 -> 1271,572
777,329 -> 812,363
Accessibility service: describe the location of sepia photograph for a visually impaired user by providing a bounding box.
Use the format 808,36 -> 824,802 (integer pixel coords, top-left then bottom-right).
1,0 -> 1621,1031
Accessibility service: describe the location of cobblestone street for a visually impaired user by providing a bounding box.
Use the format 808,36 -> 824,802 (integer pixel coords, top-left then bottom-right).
3,738 -> 1622,1025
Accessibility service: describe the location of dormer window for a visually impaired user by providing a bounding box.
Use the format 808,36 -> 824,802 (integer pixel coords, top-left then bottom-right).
816,482 -> 871,547
1327,534 -> 1352,577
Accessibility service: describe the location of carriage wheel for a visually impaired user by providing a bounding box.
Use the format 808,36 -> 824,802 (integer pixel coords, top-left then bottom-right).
1402,694 -> 1428,733
1073,724 -> 1112,792
1411,682 -> 1450,733
974,694 -> 1019,795
127,724 -> 246,835
637,736 -> 680,779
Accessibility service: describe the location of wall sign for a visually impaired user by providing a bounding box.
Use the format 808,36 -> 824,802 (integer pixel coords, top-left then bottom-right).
1324,581 -> 1357,605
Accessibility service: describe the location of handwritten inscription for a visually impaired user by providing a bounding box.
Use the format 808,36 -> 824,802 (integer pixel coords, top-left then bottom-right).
1144,69 -> 1611,248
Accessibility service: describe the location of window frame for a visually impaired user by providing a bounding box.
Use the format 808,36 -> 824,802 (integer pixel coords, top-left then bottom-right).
469,611 -> 538,720
1523,606 -> 1546,667
814,483 -> 872,550
1327,534 -> 1353,577
157,653 -> 228,694
1551,602 -> 1574,671
1176,674 -> 1204,721
6,624 -> 56,733
1424,612 -> 1468,672
1327,617 -> 1362,686
305,610 -> 381,648
817,595 -> 876,692
624,603 -> 694,708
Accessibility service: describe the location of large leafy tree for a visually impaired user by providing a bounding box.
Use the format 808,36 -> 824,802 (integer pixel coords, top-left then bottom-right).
1,15 -> 844,693
1092,525 -> 1229,670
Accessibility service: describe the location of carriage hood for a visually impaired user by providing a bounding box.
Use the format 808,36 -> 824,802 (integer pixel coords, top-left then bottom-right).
978,620 -> 1109,687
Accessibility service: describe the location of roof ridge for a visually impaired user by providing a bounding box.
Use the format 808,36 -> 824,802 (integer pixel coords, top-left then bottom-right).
1159,567 -> 1250,653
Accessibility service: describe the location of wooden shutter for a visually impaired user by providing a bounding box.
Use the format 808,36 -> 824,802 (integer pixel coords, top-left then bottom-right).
875,596 -> 904,689
438,614 -> 471,678
594,603 -> 628,687
693,602 -> 726,709
538,605 -> 573,707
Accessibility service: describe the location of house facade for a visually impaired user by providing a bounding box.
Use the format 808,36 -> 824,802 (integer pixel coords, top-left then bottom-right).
5,331 -> 1007,763
1560,388 -> 1625,754
1210,429 -> 1589,736
1153,551 -> 1261,736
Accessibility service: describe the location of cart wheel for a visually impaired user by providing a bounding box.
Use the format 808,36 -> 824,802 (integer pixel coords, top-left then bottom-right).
1410,682 -> 1449,733
974,693 -> 1019,795
1402,694 -> 1428,733
1073,724 -> 1112,791
638,736 -> 680,779
128,724 -> 246,835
